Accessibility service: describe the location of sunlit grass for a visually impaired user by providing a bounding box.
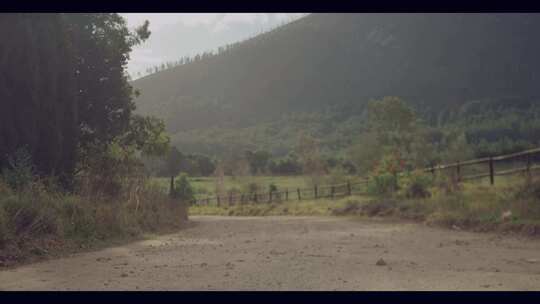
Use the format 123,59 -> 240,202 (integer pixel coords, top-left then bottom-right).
189,195 -> 372,216
152,175 -> 361,199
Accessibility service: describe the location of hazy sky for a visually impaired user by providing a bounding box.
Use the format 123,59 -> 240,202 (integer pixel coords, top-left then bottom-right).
121,13 -> 307,78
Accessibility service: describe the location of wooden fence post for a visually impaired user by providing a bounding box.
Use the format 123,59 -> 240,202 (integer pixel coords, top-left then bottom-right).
169,175 -> 175,197
347,181 -> 352,196
527,153 -> 531,177
314,185 -> 318,199
456,161 -> 461,183
297,188 -> 301,201
489,156 -> 494,185
285,188 -> 289,201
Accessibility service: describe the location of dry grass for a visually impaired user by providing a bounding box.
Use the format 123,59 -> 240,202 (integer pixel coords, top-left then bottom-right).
189,195 -> 371,216
188,173 -> 540,237
0,177 -> 187,267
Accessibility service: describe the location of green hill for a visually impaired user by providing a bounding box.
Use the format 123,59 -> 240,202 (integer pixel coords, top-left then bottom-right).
133,13 -> 540,157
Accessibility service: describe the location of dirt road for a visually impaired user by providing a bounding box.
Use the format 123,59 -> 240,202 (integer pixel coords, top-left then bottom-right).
2,216 -> 540,290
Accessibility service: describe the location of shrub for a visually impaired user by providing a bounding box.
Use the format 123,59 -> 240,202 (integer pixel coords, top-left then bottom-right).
0,207 -> 8,248
1,184 -> 61,238
2,147 -> 34,191
507,176 -> 540,220
399,170 -> 433,198
59,197 -> 97,239
514,175 -> 540,201
367,172 -> 398,195
269,183 -> 278,192
367,152 -> 405,196
173,173 -> 195,202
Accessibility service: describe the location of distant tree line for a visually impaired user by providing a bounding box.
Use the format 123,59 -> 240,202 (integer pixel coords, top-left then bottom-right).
133,14 -> 310,79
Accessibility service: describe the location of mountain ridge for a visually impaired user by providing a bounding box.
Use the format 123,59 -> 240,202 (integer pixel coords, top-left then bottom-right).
133,13 -> 540,155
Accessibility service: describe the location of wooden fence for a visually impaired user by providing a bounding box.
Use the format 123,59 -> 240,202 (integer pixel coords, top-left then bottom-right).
190,180 -> 370,206
191,146 -> 540,206
422,147 -> 540,184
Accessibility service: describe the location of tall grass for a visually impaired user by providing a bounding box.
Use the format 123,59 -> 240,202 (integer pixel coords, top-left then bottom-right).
189,195 -> 370,216
0,175 -> 187,265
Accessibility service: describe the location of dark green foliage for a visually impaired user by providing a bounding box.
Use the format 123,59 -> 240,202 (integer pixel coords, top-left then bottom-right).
154,151 -> 216,177
245,150 -> 271,174
1,147 -> 35,191
164,146 -> 184,178
65,13 -> 150,150
173,173 -> 195,202
268,156 -> 303,175
399,170 -> 433,199
0,14 -> 77,185
0,13 -> 155,187
133,13 -> 540,160
122,115 -> 170,157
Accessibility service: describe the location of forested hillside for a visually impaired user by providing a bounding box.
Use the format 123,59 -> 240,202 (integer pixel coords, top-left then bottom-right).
133,13 -> 540,158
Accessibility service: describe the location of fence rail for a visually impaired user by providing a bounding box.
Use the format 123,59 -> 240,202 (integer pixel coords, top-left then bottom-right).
190,146 -> 540,206
191,181 -> 364,206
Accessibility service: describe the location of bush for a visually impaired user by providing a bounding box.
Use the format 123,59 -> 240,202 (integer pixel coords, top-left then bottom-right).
173,173 -> 195,202
514,175 -> 540,201
59,197 -> 97,239
367,152 -> 405,196
367,172 -> 398,195
1,187 -> 61,238
0,207 -> 8,248
399,170 -> 433,198
268,183 -> 278,192
2,147 -> 34,191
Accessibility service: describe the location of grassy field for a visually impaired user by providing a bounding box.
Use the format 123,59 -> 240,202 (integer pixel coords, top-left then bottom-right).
187,172 -> 540,236
189,195 -> 372,216
152,175 -> 362,199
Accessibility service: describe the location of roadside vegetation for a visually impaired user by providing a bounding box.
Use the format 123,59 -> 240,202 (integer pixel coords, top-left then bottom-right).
0,148 -> 187,267
185,97 -> 540,237
0,14 -> 188,267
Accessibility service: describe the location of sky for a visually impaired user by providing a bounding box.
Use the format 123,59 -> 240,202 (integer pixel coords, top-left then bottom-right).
121,13 -> 308,78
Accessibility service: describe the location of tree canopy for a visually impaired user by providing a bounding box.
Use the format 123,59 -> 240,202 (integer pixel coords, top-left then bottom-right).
0,13 -> 165,188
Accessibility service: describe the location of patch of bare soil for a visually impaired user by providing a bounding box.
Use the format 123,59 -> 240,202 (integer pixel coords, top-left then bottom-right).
2,216 -> 540,290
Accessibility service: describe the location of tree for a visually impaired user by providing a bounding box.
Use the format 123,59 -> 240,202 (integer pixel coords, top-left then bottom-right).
173,173 -> 194,201
0,13 -> 154,189
347,131 -> 382,176
367,96 -> 418,147
65,14 -> 151,152
295,132 -> 326,184
164,147 -> 184,196
0,14 -> 77,186
244,150 -> 271,175
121,115 -> 170,158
